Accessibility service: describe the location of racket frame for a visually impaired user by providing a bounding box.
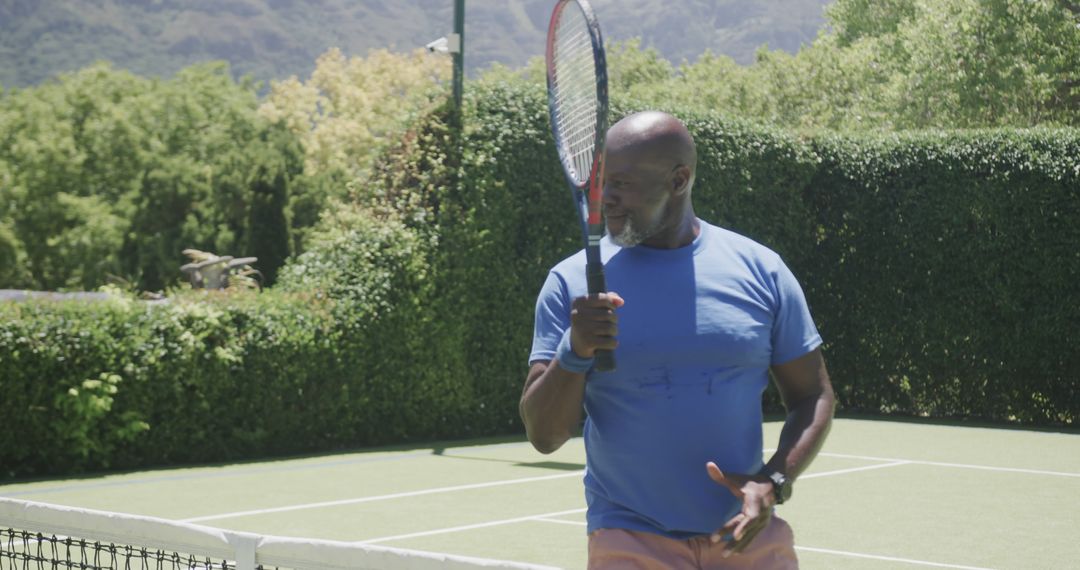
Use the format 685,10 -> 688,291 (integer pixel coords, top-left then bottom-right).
545,0 -> 615,372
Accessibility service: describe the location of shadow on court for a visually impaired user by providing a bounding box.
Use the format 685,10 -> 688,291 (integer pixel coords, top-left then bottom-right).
431,448 -> 584,471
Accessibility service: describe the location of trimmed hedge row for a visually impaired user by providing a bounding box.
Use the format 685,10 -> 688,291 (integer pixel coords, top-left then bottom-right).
446,83 -> 1078,427
2,291 -> 340,477
1,286 -> 476,479
800,131 -> 1080,424
3,83 -> 1076,479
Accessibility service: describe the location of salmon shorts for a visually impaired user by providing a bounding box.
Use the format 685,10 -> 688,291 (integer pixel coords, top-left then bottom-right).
587,516 -> 798,569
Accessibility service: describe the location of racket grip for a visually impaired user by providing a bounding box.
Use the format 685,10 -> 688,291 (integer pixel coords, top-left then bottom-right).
594,349 -> 616,372
586,262 -> 616,372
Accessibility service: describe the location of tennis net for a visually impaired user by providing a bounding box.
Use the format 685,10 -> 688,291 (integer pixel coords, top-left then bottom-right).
0,497 -> 558,569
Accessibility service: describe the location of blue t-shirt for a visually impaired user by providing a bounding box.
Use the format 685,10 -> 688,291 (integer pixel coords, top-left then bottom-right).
529,220 -> 822,539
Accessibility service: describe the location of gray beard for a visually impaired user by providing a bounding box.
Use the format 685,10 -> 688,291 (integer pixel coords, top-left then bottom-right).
609,215 -> 651,248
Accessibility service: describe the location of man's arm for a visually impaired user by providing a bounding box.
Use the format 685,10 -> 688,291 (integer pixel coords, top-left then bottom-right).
519,362 -> 587,454
764,347 -> 835,480
706,347 -> 834,555
519,292 -> 624,454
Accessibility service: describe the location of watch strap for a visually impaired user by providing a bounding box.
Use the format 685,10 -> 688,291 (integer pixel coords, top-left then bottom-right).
758,467 -> 790,504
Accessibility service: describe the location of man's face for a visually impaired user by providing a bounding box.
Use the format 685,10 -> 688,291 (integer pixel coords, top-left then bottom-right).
602,149 -> 674,248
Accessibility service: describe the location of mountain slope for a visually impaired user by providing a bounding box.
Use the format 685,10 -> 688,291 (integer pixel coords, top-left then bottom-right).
0,0 -> 833,88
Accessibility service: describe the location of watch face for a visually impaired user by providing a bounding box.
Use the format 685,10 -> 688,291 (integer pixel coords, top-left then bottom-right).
778,479 -> 792,502
770,472 -> 791,503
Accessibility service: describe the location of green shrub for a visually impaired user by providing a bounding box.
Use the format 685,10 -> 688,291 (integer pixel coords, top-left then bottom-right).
0,289 -> 341,478
442,83 -> 1078,427
4,84 -> 1076,481
802,128 -> 1079,424
0,63 -> 308,292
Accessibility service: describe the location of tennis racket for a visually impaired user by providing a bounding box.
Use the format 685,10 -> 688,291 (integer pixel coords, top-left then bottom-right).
545,0 -> 614,372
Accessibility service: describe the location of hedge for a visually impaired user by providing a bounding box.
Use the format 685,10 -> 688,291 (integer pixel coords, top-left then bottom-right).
3,83 -> 1076,480
801,130 -> 1080,424
444,82 -> 1078,427
2,290 -> 336,477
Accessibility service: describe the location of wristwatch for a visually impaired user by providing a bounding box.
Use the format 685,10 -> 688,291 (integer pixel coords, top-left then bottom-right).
759,468 -> 792,505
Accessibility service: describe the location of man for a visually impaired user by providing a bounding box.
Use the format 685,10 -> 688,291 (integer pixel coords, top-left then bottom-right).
520,111 -> 835,569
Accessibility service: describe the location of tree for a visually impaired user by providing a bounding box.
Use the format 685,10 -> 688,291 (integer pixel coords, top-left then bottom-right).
0,61 -> 308,291
561,0 -> 1080,131
259,48 -> 451,181
246,124 -> 301,286
826,0 -> 918,46
606,39 -> 676,100
816,0 -> 1080,128
0,64 -> 145,290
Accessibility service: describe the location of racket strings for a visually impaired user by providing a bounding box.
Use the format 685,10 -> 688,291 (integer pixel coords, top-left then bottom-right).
551,15 -> 599,185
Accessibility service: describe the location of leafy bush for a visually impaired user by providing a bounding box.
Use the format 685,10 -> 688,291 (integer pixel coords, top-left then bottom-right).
4,82 -> 1076,481
0,289 -> 343,478
0,62 -> 306,291
802,128 -> 1080,424
443,83 -> 1078,427
2,279 -> 472,479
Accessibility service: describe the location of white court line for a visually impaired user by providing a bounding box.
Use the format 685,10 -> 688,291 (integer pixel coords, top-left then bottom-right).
819,452 -> 1080,478
800,460 -> 910,479
762,448 -> 1080,478
795,546 -> 995,570
360,508 -> 587,545
183,447 -> 1076,524
187,452 -> 999,569
182,471 -> 583,523
534,517 -> 586,527
358,460 -> 903,544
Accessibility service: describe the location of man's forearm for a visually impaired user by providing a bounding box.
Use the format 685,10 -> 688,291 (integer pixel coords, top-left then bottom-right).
519,362 -> 587,454
767,387 -> 835,480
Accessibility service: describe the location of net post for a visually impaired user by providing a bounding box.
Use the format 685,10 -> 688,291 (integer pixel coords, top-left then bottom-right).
228,532 -> 259,570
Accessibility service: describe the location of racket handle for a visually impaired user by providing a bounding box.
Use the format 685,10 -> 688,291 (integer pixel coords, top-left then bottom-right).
594,349 -> 616,372
586,262 -> 616,372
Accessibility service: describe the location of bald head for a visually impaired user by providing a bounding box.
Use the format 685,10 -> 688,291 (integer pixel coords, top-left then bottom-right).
607,111 -> 697,176
602,111 -> 700,249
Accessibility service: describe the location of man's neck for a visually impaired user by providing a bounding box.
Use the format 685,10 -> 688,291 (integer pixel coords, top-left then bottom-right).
641,211 -> 700,249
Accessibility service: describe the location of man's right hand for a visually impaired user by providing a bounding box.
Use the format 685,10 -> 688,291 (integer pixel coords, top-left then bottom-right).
521,291 -> 624,454
569,292 -> 625,358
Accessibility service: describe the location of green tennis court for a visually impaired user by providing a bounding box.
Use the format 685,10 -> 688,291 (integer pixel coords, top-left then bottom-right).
2,418 -> 1078,569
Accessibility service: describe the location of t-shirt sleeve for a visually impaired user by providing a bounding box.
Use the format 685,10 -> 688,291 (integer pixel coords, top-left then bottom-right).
530,271 -> 572,364
770,260 -> 823,365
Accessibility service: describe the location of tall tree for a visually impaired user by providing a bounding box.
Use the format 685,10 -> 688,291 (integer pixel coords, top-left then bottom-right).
820,0 -> 1080,128
0,62 -> 308,291
583,0 -> 1080,131
246,124 -> 301,286
259,48 -> 450,181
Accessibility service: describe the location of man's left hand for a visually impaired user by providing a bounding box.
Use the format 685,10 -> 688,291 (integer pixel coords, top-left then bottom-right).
705,462 -> 776,557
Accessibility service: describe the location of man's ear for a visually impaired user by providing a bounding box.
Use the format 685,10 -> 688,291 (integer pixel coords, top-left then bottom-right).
672,165 -> 692,196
